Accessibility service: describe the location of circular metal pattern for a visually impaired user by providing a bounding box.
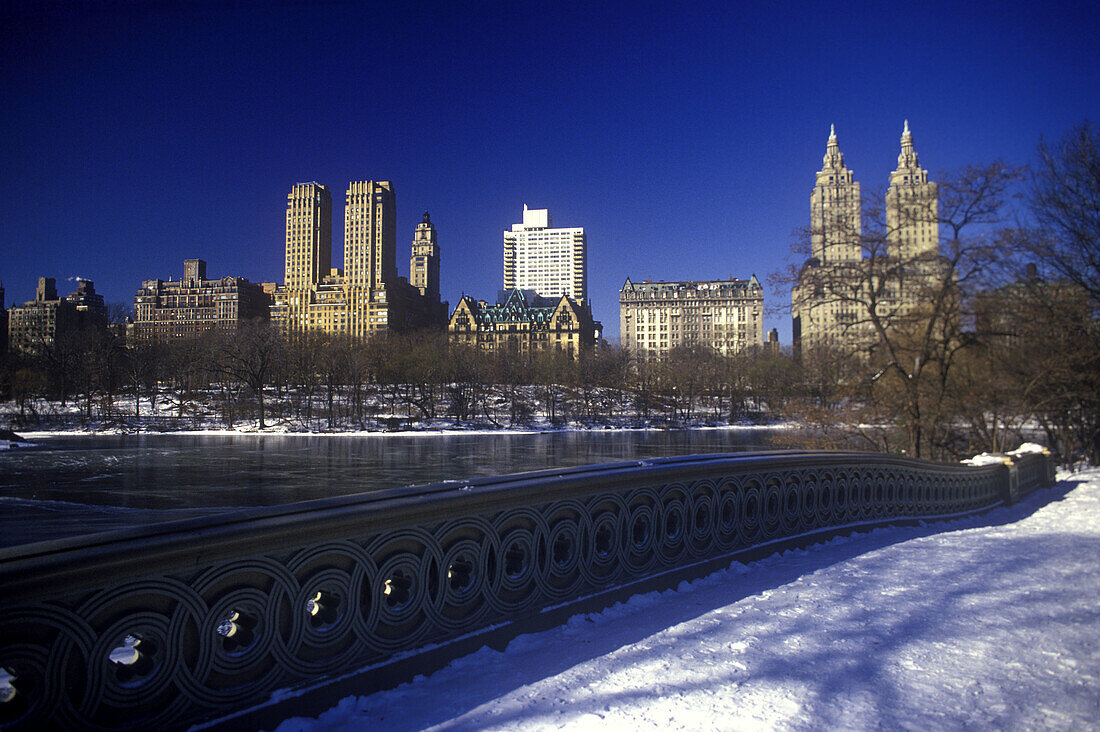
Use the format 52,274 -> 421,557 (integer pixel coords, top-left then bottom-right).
801,474 -> 819,525
588,510 -> 621,568
657,497 -> 689,563
204,587 -> 271,673
739,479 -> 763,544
626,505 -> 655,556
0,455 -> 1041,730
375,555 -> 426,625
440,539 -> 486,605
833,474 -> 851,522
781,477 -> 803,534
816,474 -> 833,524
761,476 -> 784,538
547,520 -> 581,576
689,492 -> 716,549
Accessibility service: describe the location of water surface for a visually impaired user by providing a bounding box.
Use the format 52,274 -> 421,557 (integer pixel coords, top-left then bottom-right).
0,429 -> 780,548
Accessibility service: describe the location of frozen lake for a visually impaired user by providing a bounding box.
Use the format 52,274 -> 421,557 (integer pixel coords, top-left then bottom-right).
0,428 -> 781,548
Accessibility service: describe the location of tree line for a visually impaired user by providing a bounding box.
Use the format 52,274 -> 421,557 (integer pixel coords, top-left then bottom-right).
0,322 -> 801,433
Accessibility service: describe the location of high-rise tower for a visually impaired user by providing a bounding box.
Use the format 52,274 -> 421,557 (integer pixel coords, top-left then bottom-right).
344,181 -> 396,289
274,179 -> 445,336
410,211 -> 440,301
811,125 -> 862,263
886,120 -> 939,260
284,183 -> 332,289
503,205 -> 587,302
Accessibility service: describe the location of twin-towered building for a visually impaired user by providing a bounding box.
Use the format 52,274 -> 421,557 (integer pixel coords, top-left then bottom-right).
792,122 -> 942,351
271,181 -> 447,336
131,181 -> 447,343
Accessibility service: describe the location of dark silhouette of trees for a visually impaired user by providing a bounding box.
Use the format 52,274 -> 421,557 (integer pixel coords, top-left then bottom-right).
210,321 -> 281,429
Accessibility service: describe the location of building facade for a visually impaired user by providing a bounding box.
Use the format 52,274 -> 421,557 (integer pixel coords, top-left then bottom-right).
410,211 -> 440,300
794,126 -> 867,350
0,280 -> 7,356
272,181 -> 446,336
448,289 -> 598,356
503,205 -> 587,302
886,120 -> 939,261
619,277 -> 764,359
409,211 -> 448,324
284,182 -> 333,290
8,277 -> 107,355
812,124 -> 862,264
133,259 -> 270,343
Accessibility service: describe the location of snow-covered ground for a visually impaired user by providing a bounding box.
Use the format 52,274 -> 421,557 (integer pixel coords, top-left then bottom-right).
275,469 -> 1100,731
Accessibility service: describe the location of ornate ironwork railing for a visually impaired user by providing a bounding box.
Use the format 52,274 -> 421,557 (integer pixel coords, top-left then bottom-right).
0,449 -> 1053,730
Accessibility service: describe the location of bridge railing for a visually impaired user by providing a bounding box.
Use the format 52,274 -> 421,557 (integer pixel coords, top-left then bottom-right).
0,449 -> 1054,730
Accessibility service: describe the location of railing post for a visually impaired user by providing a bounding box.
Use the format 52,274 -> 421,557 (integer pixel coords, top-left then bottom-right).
1005,457 -> 1019,506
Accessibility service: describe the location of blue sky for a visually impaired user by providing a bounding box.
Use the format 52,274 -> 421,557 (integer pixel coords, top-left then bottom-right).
3,1 -> 1098,342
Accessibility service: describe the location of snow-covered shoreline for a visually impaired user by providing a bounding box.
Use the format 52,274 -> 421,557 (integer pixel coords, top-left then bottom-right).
14,422 -> 799,441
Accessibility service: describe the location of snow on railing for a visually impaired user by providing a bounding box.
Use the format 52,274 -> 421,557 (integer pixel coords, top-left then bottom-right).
0,450 -> 1054,730
963,445 -> 1054,503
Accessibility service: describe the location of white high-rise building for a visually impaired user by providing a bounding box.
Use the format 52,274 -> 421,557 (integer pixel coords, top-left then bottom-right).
503,205 -> 587,302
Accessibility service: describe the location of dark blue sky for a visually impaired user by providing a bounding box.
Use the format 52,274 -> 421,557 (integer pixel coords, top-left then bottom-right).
3,1 -> 1098,342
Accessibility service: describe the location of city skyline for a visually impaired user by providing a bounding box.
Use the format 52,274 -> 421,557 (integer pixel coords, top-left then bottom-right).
3,2 -> 1099,343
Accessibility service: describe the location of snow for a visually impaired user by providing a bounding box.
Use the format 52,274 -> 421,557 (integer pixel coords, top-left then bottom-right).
14,424 -> 793,440
960,453 -> 1011,466
1009,442 -> 1049,456
274,469 -> 1100,731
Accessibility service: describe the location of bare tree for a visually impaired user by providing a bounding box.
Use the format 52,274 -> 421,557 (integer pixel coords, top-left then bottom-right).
990,122 -> 1100,463
776,163 -> 1023,459
1027,122 -> 1100,306
211,321 -> 282,430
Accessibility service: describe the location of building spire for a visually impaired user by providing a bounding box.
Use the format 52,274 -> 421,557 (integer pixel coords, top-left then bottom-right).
823,124 -> 843,169
897,119 -> 917,169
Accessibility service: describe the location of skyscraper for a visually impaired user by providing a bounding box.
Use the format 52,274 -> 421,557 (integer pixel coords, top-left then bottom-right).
272,180 -> 446,336
410,211 -> 440,301
344,180 -> 396,290
284,182 -> 332,289
793,123 -> 944,353
794,125 -> 866,350
811,125 -> 862,263
886,120 -> 939,260
503,205 -> 587,302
